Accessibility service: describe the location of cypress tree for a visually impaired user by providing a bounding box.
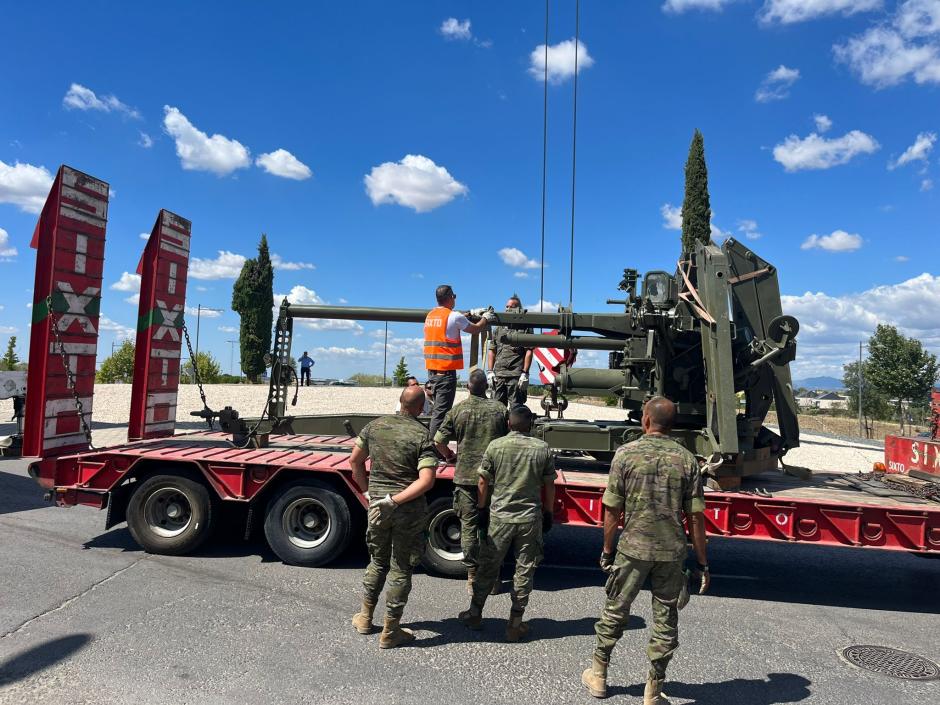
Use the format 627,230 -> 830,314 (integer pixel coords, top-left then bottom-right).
232,234 -> 275,383
681,129 -> 712,257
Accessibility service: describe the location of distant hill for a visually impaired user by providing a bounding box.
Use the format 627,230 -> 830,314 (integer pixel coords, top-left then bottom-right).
794,376 -> 844,391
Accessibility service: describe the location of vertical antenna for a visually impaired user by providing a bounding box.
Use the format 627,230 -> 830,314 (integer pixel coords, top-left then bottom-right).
539,0 -> 550,313
568,0 -> 580,310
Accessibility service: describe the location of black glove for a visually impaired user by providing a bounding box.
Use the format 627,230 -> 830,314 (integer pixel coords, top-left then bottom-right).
542,510 -> 553,534
599,551 -> 615,574
477,506 -> 490,538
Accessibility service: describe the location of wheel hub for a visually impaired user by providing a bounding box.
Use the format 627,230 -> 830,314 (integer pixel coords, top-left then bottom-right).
283,497 -> 331,549
143,487 -> 193,539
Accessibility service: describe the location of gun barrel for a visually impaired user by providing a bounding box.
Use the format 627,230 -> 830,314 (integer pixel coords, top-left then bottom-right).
503,332 -> 626,351
284,304 -> 430,324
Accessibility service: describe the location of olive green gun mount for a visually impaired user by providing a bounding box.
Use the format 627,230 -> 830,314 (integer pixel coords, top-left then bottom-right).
264,238 -> 799,485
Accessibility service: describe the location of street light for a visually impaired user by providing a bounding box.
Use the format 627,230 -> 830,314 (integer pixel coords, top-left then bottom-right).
226,339 -> 238,377
193,303 -> 224,362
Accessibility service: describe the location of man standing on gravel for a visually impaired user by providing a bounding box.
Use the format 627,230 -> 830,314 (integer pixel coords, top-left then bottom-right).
349,385 -> 438,649
424,284 -> 493,437
487,294 -> 533,407
458,405 -> 555,642
298,351 -> 315,386
433,369 -> 508,593
580,396 -> 709,703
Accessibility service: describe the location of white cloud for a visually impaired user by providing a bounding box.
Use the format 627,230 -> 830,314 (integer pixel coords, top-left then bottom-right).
162,106 -> 251,176
139,232 -> 150,240
186,306 -> 222,318
0,325 -> 17,334
922,177 -> 935,190
190,251 -> 247,280
661,203 -> 683,230
814,114 -> 833,132
218,325 -> 238,333
662,0 -> 737,12
138,132 -> 153,148
498,247 -> 541,269
364,154 -> 468,212
760,0 -> 883,25
99,315 -> 134,340
783,273 -> 940,377
271,253 -> 316,271
63,83 -> 140,118
0,160 -> 54,213
835,1 -> 940,87
895,255 -> 910,261
274,285 -> 364,334
755,65 -> 801,102
888,131 -> 936,169
304,319 -> 365,334
525,300 -> 561,313
514,272 -> 530,279
0,227 -> 18,259
125,294 -> 140,306
773,130 -> 879,171
528,39 -> 595,84
110,271 -> 141,292
440,17 -> 472,40
255,149 -> 313,180
737,219 -> 763,240
801,230 -> 863,251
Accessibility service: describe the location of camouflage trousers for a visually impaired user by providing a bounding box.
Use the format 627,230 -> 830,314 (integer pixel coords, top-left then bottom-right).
453,484 -> 481,568
472,518 -> 543,613
593,555 -> 685,680
493,376 -> 528,407
362,498 -> 428,619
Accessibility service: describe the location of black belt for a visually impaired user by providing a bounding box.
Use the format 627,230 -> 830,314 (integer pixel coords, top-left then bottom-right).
428,369 -> 457,376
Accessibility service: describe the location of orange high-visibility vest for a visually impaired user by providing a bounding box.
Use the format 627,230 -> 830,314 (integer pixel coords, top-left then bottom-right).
424,306 -> 464,371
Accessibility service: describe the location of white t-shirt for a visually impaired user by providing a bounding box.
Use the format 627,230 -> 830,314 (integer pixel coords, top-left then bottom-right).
445,310 -> 471,340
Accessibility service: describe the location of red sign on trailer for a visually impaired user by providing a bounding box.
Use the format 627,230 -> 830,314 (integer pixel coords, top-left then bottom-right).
128,210 -> 192,441
23,166 -> 109,459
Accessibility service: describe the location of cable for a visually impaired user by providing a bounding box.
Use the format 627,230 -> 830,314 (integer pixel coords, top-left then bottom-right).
568,0 -> 580,310
539,0 -> 550,314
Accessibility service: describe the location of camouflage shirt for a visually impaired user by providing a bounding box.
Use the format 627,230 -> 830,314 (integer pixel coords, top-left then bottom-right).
603,433 -> 705,562
356,415 -> 438,497
489,325 -> 533,377
479,432 -> 555,523
434,394 -> 508,485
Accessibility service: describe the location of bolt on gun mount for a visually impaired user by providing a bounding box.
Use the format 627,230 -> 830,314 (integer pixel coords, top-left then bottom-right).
261,238 -> 799,484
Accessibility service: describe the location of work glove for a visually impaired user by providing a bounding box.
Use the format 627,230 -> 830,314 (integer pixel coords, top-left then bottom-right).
486,370 -> 495,386
542,510 -> 553,534
468,307 -> 488,317
482,310 -> 497,324
518,372 -> 529,391
599,551 -> 616,574
477,506 -> 490,540
368,494 -> 398,527
694,563 -> 710,595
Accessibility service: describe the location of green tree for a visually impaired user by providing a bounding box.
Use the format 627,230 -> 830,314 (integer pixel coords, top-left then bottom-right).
96,340 -> 136,383
866,324 -> 939,432
842,360 -> 891,434
183,351 -> 222,385
232,234 -> 274,383
680,129 -> 712,257
392,356 -> 410,386
350,372 -> 385,386
1,336 -> 18,371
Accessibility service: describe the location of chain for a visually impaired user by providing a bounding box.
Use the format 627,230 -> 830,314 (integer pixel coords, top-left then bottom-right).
46,295 -> 96,450
181,322 -> 213,430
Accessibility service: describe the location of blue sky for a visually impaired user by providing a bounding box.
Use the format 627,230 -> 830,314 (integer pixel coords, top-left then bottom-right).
1,0 -> 938,381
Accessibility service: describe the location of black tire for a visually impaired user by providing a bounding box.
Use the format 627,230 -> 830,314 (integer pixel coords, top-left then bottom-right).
422,495 -> 467,577
263,480 -> 352,567
126,474 -> 214,555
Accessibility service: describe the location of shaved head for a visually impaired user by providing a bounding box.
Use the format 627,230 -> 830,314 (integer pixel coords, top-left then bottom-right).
643,396 -> 676,433
400,385 -> 427,417
509,405 -> 534,432
468,368 -> 488,396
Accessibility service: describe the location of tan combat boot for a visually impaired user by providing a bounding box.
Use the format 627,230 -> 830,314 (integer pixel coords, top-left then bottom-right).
643,677 -> 671,705
580,655 -> 608,699
379,617 -> 416,649
505,611 -> 529,642
466,567 -> 477,596
350,600 -> 376,634
458,605 -> 483,630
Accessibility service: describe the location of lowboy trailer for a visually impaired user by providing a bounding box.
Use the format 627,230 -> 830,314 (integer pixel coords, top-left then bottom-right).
23,166 -> 940,578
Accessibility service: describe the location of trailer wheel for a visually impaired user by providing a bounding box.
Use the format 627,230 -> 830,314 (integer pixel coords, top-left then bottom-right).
126,474 -> 214,555
422,496 -> 467,577
264,480 -> 351,567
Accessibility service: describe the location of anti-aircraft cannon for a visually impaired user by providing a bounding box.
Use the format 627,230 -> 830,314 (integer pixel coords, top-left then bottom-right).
262,238 -> 799,486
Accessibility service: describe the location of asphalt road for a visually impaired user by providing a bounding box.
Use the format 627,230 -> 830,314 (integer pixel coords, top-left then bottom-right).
1,457 -> 938,705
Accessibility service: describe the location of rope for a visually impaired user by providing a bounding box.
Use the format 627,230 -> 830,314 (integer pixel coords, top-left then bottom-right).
539,0 -> 549,314
568,0 -> 580,310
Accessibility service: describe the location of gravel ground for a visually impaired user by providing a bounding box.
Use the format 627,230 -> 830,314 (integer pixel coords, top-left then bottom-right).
1,384 -> 883,474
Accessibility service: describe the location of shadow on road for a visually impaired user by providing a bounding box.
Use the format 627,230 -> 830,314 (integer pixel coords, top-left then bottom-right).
0,469 -> 47,516
406,614 -> 644,648
0,634 -> 92,687
613,672 -> 812,704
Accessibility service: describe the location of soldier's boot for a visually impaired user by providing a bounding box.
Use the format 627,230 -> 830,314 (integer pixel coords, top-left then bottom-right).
580,656 -> 608,699
466,567 -> 477,596
458,604 -> 483,630
643,677 -> 671,705
504,611 -> 529,642
350,600 -> 377,635
378,617 -> 416,649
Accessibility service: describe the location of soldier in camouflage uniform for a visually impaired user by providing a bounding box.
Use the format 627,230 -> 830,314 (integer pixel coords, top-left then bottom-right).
458,405 -> 556,642
434,369 -> 508,593
487,294 -> 533,407
349,385 -> 438,649
581,396 -> 710,703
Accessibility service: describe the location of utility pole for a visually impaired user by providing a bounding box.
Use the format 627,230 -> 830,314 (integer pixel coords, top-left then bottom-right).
193,304 -> 223,381
382,321 -> 388,387
858,341 -> 863,438
226,339 -> 237,377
